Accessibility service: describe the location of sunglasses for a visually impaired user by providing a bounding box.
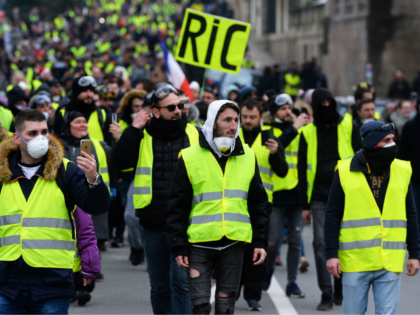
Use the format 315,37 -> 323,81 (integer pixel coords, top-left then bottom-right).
78,76 -> 97,87
154,103 -> 184,112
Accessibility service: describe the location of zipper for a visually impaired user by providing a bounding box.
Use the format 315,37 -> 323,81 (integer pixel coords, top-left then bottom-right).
168,142 -> 172,181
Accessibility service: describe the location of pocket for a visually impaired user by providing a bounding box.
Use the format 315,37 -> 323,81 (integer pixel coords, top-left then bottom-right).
43,268 -> 73,285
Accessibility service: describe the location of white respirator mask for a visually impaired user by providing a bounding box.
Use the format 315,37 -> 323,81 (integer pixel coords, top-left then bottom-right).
42,112 -> 50,120
383,142 -> 396,148
131,112 -> 137,121
213,137 -> 235,156
17,130 -> 49,159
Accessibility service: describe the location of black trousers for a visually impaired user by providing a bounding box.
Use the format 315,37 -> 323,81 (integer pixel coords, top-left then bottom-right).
239,244 -> 266,301
188,242 -> 245,314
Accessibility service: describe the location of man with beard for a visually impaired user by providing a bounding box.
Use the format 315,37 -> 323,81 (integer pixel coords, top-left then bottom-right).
111,84 -> 199,314
238,99 -> 289,310
298,88 -> 362,310
262,94 -> 309,296
53,76 -> 112,145
325,121 -> 420,315
166,100 -> 269,315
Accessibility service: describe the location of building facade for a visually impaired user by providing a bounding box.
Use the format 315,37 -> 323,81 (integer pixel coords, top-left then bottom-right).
228,0 -> 420,97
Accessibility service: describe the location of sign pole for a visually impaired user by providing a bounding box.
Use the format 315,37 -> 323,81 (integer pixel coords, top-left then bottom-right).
201,68 -> 208,96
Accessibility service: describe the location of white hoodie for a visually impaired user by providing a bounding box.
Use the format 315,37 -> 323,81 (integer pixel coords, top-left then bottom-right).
202,100 -> 240,158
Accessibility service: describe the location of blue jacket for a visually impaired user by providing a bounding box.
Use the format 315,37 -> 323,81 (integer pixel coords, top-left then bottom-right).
0,136 -> 109,301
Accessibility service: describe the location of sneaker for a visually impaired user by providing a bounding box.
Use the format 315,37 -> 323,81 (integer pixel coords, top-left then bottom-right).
247,299 -> 262,311
111,236 -> 124,248
316,296 -> 333,311
275,255 -> 283,266
77,289 -> 91,306
130,247 -> 145,266
286,282 -> 305,298
299,256 -> 310,273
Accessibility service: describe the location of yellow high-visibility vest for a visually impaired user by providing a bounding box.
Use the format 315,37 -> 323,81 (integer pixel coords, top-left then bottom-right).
284,73 -> 301,97
0,159 -> 76,269
337,158 -> 410,272
239,126 -> 274,203
182,143 -> 255,243
302,119 -> 354,203
133,124 -> 199,209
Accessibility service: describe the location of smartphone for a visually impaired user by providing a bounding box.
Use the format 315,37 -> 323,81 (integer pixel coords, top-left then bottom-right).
112,113 -> 118,124
301,107 -> 308,115
80,139 -> 92,156
261,130 -> 270,146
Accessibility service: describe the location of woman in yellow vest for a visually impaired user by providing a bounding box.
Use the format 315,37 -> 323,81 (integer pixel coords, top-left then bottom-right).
118,89 -> 147,133
166,100 -> 269,314
324,121 -> 420,315
59,111 -> 118,256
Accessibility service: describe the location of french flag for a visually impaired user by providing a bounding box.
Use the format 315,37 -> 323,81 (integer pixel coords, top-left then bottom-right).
159,35 -> 194,102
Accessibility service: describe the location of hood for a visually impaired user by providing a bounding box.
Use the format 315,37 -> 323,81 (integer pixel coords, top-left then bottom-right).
7,86 -> 29,107
0,128 -> 9,144
202,100 -> 240,158
0,134 -> 64,184
35,83 -> 51,95
118,89 -> 147,113
188,103 -> 200,122
311,88 -> 339,125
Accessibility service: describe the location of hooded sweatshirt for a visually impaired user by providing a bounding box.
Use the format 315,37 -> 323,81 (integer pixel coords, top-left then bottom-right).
166,101 -> 269,256
298,88 -> 362,208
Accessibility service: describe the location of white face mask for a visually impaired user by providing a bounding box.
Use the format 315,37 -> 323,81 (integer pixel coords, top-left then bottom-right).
383,142 -> 396,148
131,112 -> 137,121
362,118 -> 375,125
42,112 -> 50,120
17,131 -> 49,159
52,95 -> 61,103
213,137 -> 235,156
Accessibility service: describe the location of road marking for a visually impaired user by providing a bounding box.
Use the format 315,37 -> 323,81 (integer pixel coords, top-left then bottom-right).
267,277 -> 298,315
210,284 -> 216,304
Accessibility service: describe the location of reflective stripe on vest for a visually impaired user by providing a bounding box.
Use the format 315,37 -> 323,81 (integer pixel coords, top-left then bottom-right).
239,126 -> 274,203
337,158 -> 410,272
91,139 -> 111,191
133,124 -> 199,209
0,158 -> 77,269
271,126 -> 300,192
303,119 -> 354,203
183,143 -> 255,243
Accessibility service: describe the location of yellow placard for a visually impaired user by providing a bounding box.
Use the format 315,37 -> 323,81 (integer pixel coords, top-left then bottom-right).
175,9 -> 251,74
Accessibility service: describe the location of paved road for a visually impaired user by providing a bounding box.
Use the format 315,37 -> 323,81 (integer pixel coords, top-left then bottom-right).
70,224 -> 419,314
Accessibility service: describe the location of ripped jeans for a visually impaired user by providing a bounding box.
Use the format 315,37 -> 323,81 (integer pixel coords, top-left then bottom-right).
188,242 -> 245,314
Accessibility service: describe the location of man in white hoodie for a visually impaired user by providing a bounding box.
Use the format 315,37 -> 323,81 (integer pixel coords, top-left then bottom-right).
166,100 -> 269,314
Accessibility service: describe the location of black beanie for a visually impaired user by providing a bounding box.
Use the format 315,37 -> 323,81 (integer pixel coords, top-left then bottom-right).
71,77 -> 95,100
7,86 -> 29,107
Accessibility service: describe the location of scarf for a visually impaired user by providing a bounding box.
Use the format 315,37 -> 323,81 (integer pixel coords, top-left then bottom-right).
146,113 -> 187,142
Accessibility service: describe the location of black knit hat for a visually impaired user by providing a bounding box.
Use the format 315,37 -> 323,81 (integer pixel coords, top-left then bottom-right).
71,76 -> 97,100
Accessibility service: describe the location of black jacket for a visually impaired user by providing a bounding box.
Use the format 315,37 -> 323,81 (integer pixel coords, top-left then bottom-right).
324,152 -> 420,260
111,119 -> 199,231
271,121 -> 301,206
166,132 -> 269,257
399,113 -> 420,185
0,136 -> 109,302
387,79 -> 411,99
298,89 -> 362,208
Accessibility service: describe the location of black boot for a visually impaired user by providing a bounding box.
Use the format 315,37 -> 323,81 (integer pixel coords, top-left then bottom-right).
316,295 -> 333,311
130,247 -> 145,266
77,289 -> 91,306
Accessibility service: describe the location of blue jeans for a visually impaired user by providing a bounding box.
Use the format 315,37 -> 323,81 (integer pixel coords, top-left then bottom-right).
0,291 -> 70,314
342,269 -> 401,315
140,225 -> 190,314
